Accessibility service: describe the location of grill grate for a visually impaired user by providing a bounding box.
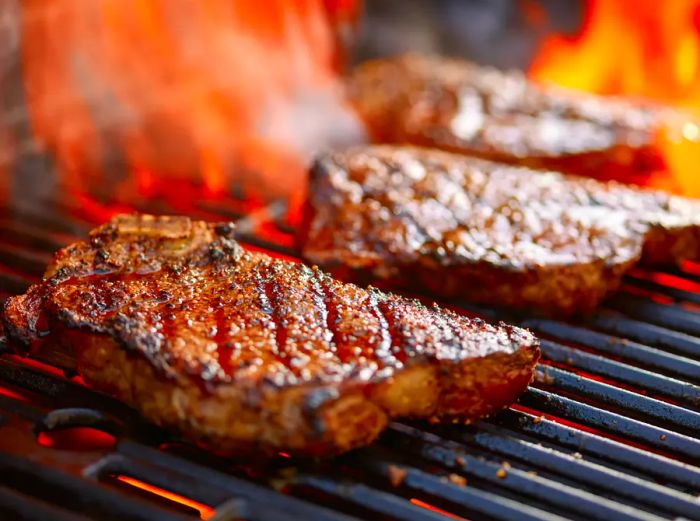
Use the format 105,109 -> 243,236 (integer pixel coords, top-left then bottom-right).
0,193 -> 699,521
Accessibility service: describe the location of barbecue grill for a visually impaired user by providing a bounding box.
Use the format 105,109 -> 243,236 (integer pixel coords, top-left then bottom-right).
0,188 -> 699,521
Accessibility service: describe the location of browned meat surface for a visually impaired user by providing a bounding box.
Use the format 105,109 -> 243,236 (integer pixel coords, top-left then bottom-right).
298,146 -> 700,316
1,214 -> 539,456
348,54 -> 672,184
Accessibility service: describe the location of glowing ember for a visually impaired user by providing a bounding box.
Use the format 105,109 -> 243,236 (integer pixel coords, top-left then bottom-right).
0,386 -> 27,402
36,428 -> 116,451
529,0 -> 700,197
410,499 -> 468,520
117,475 -> 215,520
18,0 -> 363,205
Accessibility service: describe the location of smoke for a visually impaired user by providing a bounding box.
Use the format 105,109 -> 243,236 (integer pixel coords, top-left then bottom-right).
16,0 -> 365,201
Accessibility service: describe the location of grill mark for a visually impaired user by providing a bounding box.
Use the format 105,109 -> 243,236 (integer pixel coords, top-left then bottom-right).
259,265 -> 288,358
366,291 -> 398,368
378,298 -> 420,366
309,270 -> 339,352
214,304 -> 234,376
159,307 -> 177,354
269,293 -> 289,359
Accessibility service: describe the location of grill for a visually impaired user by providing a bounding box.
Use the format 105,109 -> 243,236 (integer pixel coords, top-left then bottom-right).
0,190 -> 699,521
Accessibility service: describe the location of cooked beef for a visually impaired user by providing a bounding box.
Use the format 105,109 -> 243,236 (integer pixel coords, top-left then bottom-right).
1,214 -> 539,456
347,54 -> 672,184
298,145 -> 700,316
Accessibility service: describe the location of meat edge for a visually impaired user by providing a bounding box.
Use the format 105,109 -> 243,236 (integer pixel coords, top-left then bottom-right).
5,321 -> 538,456
297,196 -> 640,318
299,251 -> 639,317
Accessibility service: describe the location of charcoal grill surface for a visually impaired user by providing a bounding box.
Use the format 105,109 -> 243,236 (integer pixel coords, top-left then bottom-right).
0,193 -> 699,521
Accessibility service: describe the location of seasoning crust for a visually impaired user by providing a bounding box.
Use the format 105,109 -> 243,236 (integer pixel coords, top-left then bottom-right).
299,145 -> 700,316
2,214 -> 539,455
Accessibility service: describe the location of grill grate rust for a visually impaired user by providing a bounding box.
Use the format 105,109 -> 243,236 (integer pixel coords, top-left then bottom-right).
0,195 -> 699,521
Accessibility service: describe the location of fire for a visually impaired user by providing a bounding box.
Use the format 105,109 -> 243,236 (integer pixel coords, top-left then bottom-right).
529,0 -> 700,197
17,0 -> 363,205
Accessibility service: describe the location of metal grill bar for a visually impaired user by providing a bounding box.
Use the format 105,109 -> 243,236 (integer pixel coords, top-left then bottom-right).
343,456 -> 569,521
494,409 -> 700,490
1,197 -> 700,520
450,422 -> 700,517
384,424 -> 666,521
0,271 -> 32,296
436,422 -> 700,519
518,389 -> 700,460
0,243 -> 50,277
0,219 -> 71,253
116,442 -> 358,521
535,365 -> 700,431
524,319 -> 700,380
589,312 -> 700,357
294,475 -> 449,521
606,294 -> 700,336
85,454 -> 247,517
625,275 -> 700,305
0,453 -> 191,521
0,485 -> 91,521
538,339 -> 700,406
0,206 -> 88,236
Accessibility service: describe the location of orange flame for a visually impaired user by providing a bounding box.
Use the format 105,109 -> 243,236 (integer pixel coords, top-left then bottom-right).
18,0 -> 363,205
529,0 -> 700,197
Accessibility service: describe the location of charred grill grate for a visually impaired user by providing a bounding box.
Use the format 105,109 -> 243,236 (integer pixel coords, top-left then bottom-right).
0,194 -> 699,521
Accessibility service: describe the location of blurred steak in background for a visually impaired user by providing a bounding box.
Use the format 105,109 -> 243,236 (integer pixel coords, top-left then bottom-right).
346,54 -> 673,185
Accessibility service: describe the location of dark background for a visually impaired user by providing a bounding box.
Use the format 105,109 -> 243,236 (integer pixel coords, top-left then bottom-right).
356,0 -> 582,69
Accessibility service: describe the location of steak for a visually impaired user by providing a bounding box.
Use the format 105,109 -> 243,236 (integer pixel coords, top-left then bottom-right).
298,145 -> 700,316
347,54 -> 674,184
1,214 -> 539,456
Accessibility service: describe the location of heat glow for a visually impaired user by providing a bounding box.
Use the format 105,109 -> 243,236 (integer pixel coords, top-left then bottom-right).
529,0 -> 700,196
18,0 -> 362,205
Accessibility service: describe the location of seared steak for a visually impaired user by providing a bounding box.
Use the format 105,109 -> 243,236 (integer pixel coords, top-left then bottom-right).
347,54 -> 672,184
1,214 -> 539,456
298,145 -> 700,316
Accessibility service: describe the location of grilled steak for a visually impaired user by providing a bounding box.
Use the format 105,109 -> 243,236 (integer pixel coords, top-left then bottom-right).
347,54 -> 672,184
1,214 -> 539,456
298,145 -> 700,316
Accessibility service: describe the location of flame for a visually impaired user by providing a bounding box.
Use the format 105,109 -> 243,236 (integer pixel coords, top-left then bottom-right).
117,475 -> 215,520
529,0 -> 700,197
17,0 -> 363,205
